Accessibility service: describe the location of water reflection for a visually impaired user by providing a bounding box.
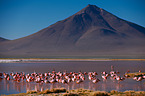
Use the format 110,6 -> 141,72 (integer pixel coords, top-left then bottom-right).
1,78 -> 144,95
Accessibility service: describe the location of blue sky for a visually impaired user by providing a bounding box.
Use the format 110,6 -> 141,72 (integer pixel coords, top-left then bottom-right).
0,0 -> 145,40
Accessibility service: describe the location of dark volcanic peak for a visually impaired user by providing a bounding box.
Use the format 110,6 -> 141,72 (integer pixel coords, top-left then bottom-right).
71,4 -> 115,30
78,4 -> 101,13
0,5 -> 145,58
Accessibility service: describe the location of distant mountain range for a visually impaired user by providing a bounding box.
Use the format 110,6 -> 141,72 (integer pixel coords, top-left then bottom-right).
0,4 -> 145,58
0,37 -> 9,42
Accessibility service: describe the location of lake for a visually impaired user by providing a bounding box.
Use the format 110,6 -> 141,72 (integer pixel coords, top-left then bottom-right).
0,61 -> 145,95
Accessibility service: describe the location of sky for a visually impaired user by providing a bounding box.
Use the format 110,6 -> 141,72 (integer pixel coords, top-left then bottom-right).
0,0 -> 145,40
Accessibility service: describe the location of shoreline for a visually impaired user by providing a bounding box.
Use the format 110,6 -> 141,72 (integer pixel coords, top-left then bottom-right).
0,58 -> 145,63
3,88 -> 145,96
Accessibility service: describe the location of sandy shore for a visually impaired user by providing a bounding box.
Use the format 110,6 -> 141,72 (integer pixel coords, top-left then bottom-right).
0,58 -> 145,63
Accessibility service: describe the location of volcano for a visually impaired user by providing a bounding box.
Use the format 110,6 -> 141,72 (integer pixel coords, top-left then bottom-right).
0,4 -> 145,58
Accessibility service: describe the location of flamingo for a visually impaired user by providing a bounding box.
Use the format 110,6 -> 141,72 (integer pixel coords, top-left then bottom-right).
72,77 -> 76,82
102,75 -> 107,80
26,78 -> 31,82
49,78 -> 56,83
61,79 -> 68,84
3,72 -> 9,79
143,75 -> 145,79
35,76 -> 41,83
136,77 -> 143,82
88,75 -> 93,80
76,79 -> 83,84
116,76 -> 125,82
101,71 -> 109,80
7,76 -> 10,80
92,78 -> 100,83
44,73 -> 48,77
17,78 -> 21,82
110,71 -> 116,77
44,80 -> 50,84
21,76 -> 25,81
133,76 -> 138,81
133,76 -> 143,82
67,78 -> 71,83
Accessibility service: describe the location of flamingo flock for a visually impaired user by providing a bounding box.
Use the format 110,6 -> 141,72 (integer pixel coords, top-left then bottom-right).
132,74 -> 145,82
2,71 -> 100,84
1,66 -> 145,84
2,71 -> 88,84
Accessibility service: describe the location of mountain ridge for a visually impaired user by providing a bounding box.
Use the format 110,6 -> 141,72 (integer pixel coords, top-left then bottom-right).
0,37 -> 9,42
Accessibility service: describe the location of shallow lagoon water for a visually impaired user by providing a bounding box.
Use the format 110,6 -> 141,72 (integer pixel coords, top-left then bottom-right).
0,61 -> 145,95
